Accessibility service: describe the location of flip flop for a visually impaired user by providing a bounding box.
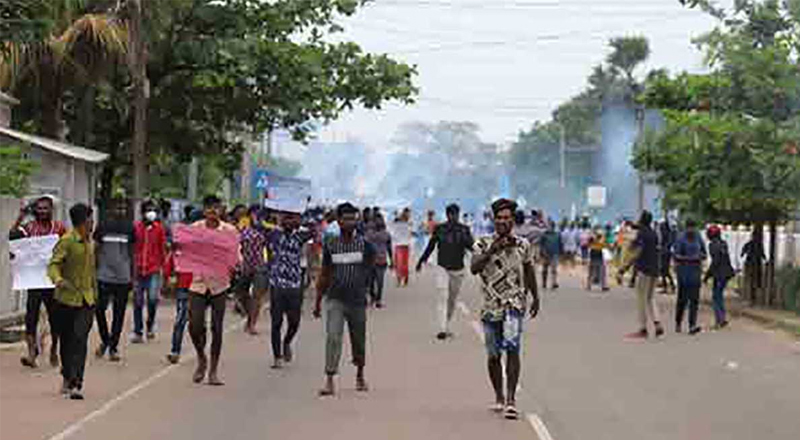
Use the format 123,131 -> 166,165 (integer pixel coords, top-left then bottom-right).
318,387 -> 335,397
489,403 -> 505,413
504,405 -> 520,420
207,376 -> 225,386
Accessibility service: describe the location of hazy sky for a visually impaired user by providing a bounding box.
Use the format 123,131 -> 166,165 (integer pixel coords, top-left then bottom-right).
311,0 -> 723,150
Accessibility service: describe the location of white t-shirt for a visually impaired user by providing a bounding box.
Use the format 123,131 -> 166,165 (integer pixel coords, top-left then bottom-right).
391,221 -> 413,246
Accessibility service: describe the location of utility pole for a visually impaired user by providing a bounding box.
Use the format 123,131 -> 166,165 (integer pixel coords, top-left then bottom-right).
240,136 -> 253,202
187,157 -> 199,202
559,123 -> 566,189
635,106 -> 645,213
128,0 -> 148,203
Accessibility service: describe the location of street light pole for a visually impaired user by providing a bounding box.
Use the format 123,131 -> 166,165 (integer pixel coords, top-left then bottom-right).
560,123 -> 566,189
635,106 -> 645,213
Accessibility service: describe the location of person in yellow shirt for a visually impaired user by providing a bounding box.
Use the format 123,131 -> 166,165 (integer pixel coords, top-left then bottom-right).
48,203 -> 96,400
587,227 -> 609,291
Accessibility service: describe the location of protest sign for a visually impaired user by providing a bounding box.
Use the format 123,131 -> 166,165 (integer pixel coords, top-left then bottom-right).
9,235 -> 59,290
172,224 -> 239,280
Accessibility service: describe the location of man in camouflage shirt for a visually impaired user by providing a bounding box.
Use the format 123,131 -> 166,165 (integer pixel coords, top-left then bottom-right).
470,198 -> 539,421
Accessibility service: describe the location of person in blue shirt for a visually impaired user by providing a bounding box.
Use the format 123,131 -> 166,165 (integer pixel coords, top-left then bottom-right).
673,219 -> 707,335
540,220 -> 562,290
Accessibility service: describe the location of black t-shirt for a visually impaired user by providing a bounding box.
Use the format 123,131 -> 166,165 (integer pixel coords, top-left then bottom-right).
94,220 -> 136,284
633,226 -> 659,276
322,234 -> 375,306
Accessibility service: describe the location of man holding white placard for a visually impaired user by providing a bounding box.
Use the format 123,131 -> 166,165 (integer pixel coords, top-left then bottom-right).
9,195 -> 66,369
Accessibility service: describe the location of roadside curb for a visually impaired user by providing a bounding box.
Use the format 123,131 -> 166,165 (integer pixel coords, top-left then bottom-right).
728,304 -> 800,337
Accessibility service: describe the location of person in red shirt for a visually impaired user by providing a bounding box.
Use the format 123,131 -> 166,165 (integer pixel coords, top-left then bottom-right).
132,200 -> 168,343
10,196 -> 67,368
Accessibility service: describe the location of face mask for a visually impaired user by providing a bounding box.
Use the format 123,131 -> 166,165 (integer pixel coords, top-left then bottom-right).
145,211 -> 157,222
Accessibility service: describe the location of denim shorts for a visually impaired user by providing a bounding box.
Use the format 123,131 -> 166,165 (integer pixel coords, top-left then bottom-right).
482,309 -> 524,357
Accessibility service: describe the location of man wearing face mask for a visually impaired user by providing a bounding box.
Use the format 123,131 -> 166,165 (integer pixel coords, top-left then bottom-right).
131,200 -> 168,343
48,203 -> 96,400
10,196 -> 67,368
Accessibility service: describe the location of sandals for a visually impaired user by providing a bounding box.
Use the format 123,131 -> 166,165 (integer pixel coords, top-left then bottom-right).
504,405 -> 520,420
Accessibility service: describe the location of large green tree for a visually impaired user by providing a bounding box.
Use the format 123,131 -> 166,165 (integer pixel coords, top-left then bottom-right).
636,0 -> 800,305
3,0 -> 417,202
0,0 -> 127,139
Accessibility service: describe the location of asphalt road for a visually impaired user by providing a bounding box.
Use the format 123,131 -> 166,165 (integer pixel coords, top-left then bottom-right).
1,267 -> 799,440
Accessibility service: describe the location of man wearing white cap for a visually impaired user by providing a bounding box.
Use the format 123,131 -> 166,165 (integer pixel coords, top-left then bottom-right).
265,199 -> 314,369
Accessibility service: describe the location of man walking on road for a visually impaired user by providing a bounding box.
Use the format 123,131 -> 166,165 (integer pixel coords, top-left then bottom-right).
186,196 -> 240,386
94,200 -> 135,361
539,220 -> 561,290
314,202 -> 375,397
11,195 -> 67,368
471,198 -> 539,420
267,205 -> 313,369
704,225 -> 734,329
238,205 -> 270,336
416,203 -> 474,340
366,213 -> 393,308
166,209 -> 196,364
618,210 -> 665,340
48,204 -> 96,400
674,219 -> 706,335
132,200 -> 167,343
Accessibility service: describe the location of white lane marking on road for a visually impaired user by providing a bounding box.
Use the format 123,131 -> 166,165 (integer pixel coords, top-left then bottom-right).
46,310 -> 257,440
527,413 -> 555,440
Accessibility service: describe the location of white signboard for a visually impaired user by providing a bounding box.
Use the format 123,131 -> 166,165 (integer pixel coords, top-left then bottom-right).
587,186 -> 607,208
9,235 -> 59,290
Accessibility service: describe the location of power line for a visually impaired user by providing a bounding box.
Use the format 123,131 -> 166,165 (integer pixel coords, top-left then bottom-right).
375,0 -> 684,10
385,12 -> 691,55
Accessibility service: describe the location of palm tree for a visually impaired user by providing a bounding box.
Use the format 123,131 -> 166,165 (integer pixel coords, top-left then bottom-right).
0,0 -> 127,139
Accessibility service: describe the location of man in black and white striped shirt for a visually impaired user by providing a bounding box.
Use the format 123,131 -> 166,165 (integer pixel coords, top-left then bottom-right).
314,202 -> 375,396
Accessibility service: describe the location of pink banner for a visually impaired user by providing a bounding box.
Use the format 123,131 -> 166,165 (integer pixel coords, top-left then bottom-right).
173,224 -> 239,280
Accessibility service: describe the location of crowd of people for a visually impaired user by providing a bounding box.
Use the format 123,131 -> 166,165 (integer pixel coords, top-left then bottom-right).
9,193 -> 755,419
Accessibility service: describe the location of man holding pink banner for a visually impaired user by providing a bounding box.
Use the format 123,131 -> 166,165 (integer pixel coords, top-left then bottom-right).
173,195 -> 240,386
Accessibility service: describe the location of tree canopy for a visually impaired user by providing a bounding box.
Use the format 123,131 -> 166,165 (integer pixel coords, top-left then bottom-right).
635,0 -> 800,224
1,0 -> 418,200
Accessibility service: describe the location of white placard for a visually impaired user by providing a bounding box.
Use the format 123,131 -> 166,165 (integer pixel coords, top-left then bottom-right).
587,186 -> 607,208
9,235 -> 59,290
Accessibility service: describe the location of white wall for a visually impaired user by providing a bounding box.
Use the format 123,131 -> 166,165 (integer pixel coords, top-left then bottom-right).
0,196 -> 24,318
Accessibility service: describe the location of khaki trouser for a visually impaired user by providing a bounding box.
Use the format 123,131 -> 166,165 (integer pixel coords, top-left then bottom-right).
636,273 -> 661,329
436,268 -> 465,333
